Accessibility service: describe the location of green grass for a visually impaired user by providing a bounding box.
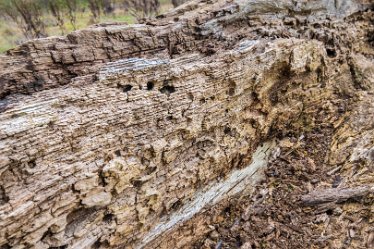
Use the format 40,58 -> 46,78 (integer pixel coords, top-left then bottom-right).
0,1 -> 174,53
0,20 -> 24,52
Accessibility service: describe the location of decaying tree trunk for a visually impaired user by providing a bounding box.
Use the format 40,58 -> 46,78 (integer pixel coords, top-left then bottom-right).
0,0 -> 373,248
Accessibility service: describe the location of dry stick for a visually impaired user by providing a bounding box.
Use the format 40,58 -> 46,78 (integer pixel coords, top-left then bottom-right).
301,185 -> 374,206
13,0 -> 46,38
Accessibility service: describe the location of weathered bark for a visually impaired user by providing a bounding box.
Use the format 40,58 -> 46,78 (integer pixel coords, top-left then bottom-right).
0,0 -> 373,248
301,186 -> 374,206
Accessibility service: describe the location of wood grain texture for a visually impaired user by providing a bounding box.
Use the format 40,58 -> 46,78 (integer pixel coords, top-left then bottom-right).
0,0 -> 373,248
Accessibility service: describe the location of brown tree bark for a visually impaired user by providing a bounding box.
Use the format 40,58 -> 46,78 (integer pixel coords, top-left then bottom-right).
0,0 -> 373,248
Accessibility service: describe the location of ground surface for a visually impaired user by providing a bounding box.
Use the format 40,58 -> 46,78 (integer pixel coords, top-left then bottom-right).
194,126 -> 374,249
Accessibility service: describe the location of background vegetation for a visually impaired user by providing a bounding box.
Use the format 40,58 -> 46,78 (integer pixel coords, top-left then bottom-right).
0,0 -> 188,52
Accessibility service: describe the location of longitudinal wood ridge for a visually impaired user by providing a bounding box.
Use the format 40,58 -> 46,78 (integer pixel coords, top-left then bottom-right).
1,0 -> 373,248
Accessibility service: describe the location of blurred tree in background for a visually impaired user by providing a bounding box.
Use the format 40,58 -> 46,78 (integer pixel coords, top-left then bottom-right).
103,0 -> 115,14
171,0 -> 188,7
48,0 -> 69,34
125,0 -> 160,20
0,0 -> 182,50
0,0 -> 83,38
65,0 -> 79,30
0,0 -> 47,38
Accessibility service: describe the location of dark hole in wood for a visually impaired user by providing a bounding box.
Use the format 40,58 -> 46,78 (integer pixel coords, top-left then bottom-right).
235,235 -> 243,247
228,82 -> 236,96
326,209 -> 334,216
48,120 -> 55,128
48,245 -> 67,249
160,85 -> 176,95
368,31 -> 374,46
171,199 -> 182,210
332,175 -> 342,188
114,150 -> 121,157
33,79 -> 44,91
326,48 -> 337,58
313,23 -> 322,28
29,159 -> 37,168
122,85 -> 133,92
92,239 -> 101,249
131,178 -> 143,188
249,119 -> 257,128
0,186 -> 9,205
98,170 -> 107,187
103,213 -> 114,223
41,228 -> 53,241
147,81 -> 154,90
194,26 -> 202,32
145,166 -> 157,175
224,127 -> 231,135
92,239 -> 110,248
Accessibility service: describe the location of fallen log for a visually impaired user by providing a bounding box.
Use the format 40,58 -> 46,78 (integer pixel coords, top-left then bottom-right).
0,0 -> 373,248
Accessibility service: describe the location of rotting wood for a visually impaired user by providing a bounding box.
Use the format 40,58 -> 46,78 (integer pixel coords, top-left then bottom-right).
301,185 -> 374,206
0,0 -> 374,248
